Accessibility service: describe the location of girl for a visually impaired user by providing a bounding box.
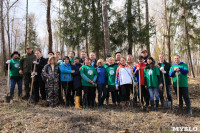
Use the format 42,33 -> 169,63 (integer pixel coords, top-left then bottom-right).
42,56 -> 60,107
96,59 -> 107,107
115,57 -> 134,108
144,57 -> 162,111
80,58 -> 97,108
59,56 -> 75,107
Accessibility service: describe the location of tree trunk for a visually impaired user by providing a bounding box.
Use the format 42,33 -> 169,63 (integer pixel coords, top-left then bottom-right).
102,0 -> 111,56
145,0 -> 150,56
127,0 -> 133,55
1,0 -> 7,75
25,0 -> 28,53
47,0 -> 53,52
85,34 -> 89,57
6,0 -> 11,56
183,0 -> 195,78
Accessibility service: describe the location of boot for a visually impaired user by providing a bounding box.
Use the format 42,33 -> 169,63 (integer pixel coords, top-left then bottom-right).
75,96 -> 82,109
187,107 -> 192,115
10,92 -> 14,100
155,100 -> 159,111
161,99 -> 164,107
18,92 -> 22,99
22,94 -> 30,100
106,98 -> 109,105
150,101 -> 154,111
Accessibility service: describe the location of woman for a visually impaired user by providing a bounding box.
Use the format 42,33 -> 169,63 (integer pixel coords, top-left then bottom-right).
115,57 -> 134,108
144,57 -> 162,111
96,59 -> 107,107
59,56 -> 75,107
80,58 -> 97,108
42,56 -> 60,107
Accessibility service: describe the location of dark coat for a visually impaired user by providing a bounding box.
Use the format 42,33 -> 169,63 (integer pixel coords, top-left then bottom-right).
32,56 -> 47,79
158,60 -> 171,85
71,63 -> 82,89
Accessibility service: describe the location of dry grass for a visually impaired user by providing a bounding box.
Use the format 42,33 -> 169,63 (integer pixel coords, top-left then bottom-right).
0,77 -> 200,133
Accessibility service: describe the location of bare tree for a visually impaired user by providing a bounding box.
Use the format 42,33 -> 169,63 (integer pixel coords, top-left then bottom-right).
25,0 -> 28,52
145,0 -> 150,56
47,0 -> 53,52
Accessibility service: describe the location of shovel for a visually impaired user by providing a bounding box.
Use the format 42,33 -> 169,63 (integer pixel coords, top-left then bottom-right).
176,72 -> 179,105
162,73 -> 171,109
5,63 -> 12,103
27,63 -> 36,106
138,68 -> 143,108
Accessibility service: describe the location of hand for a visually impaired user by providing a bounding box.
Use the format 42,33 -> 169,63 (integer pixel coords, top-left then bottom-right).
174,67 -> 179,72
145,85 -> 148,89
31,72 -> 36,76
88,80 -> 93,84
19,70 -> 23,75
137,67 -> 140,70
33,61 -> 38,65
6,60 -> 10,64
115,85 -> 119,90
162,70 -> 166,74
160,67 -> 164,71
95,84 -> 97,87
71,70 -> 75,73
91,81 -> 94,84
106,85 -> 108,89
159,83 -> 163,88
79,67 -> 82,71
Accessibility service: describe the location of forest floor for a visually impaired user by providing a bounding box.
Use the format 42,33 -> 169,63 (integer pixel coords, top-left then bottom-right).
0,76 -> 200,133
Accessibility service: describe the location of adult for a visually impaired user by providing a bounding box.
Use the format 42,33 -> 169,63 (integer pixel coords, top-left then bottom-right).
19,46 -> 36,100
127,55 -> 134,67
31,49 -> 47,104
42,56 -> 60,107
89,52 -> 97,68
69,51 -> 75,64
55,51 -> 62,65
157,54 -> 172,108
6,51 -> 22,99
141,50 -> 149,63
169,55 -> 192,115
115,51 -> 122,64
59,56 -> 75,106
80,51 -> 87,65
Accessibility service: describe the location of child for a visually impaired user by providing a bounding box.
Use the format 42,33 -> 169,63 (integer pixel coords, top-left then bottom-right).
72,57 -> 83,109
115,57 -> 134,107
144,57 -> 162,111
106,57 -> 119,105
96,59 -> 107,107
80,58 -> 97,108
42,56 -> 60,107
59,56 -> 75,107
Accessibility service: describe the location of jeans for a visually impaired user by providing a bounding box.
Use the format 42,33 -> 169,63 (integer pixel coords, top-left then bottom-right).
97,84 -> 107,106
159,85 -> 172,101
148,87 -> 159,101
10,77 -> 23,95
174,87 -> 191,108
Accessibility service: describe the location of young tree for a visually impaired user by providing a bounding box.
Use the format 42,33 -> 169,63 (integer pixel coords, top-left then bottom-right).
47,0 -> 53,52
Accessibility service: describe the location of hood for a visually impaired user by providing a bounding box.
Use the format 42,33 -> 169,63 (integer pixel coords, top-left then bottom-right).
174,62 -> 184,65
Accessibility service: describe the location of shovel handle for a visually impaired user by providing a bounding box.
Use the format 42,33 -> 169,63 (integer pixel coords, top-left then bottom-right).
176,72 -> 179,105
7,63 -> 10,94
139,69 -> 141,103
162,73 -> 167,100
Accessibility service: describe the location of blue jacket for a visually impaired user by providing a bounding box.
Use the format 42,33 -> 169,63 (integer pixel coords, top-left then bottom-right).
59,63 -> 73,82
97,66 -> 106,84
71,63 -> 82,89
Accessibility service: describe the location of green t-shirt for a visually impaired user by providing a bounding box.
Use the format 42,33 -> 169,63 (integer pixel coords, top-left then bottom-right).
144,66 -> 160,88
103,64 -> 109,69
106,64 -> 118,86
10,59 -> 22,77
80,65 -> 97,87
169,63 -> 188,87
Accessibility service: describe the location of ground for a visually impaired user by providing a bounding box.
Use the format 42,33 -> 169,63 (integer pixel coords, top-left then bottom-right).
0,77 -> 200,133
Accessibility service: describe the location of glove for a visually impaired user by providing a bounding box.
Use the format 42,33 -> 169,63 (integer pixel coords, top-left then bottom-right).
115,85 -> 119,90
137,67 -> 140,70
6,60 -> 10,64
162,70 -> 166,74
160,67 -> 164,71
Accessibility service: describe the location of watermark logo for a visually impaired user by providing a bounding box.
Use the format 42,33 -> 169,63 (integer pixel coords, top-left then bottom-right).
172,127 -> 198,132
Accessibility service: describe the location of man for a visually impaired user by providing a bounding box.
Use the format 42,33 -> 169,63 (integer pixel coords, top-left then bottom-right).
141,50 -> 149,63
69,51 -> 75,64
90,52 -> 97,68
19,46 -> 36,100
127,55 -> 134,67
169,55 -> 192,114
55,51 -> 62,65
6,51 -> 22,99
133,56 -> 149,110
31,49 -> 47,104
80,51 -> 87,64
157,54 -> 172,108
115,51 -> 121,64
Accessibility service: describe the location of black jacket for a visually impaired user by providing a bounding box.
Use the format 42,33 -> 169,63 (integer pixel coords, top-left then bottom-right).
71,63 -> 82,89
32,56 -> 47,78
158,60 -> 171,85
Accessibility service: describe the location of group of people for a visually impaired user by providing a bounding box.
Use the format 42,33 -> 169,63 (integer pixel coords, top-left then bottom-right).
5,47 -> 192,114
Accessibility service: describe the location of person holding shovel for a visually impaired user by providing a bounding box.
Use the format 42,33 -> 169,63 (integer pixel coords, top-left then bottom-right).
5,51 -> 22,99
169,55 -> 192,115
157,54 -> 172,108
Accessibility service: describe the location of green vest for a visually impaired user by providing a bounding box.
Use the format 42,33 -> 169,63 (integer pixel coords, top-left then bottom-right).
169,63 -> 189,87
80,65 -> 97,87
144,66 -> 160,88
10,59 -> 22,77
106,64 -> 118,86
